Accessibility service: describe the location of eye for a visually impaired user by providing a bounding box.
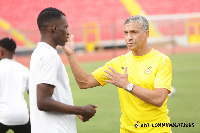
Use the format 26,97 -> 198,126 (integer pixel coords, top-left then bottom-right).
124,31 -> 128,34
131,30 -> 137,33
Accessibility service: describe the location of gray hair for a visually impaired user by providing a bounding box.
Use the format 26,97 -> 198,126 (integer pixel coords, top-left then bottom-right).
124,15 -> 149,32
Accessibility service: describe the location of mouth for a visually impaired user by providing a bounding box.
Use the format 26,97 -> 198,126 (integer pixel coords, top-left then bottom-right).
127,43 -> 134,45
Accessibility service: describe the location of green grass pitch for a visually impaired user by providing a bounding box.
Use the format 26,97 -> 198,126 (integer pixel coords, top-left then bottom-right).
7,52 -> 200,133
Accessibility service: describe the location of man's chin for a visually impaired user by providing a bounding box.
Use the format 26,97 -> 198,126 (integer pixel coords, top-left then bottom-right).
127,46 -> 136,51
58,43 -> 65,46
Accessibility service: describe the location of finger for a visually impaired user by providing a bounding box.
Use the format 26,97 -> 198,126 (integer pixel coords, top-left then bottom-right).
108,66 -> 117,74
83,117 -> 89,122
104,70 -> 113,76
77,115 -> 84,122
91,105 -> 98,109
106,80 -> 113,83
70,35 -> 74,43
105,74 -> 112,80
124,67 -> 128,75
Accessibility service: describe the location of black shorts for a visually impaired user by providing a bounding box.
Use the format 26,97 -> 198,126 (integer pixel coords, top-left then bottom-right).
0,120 -> 31,133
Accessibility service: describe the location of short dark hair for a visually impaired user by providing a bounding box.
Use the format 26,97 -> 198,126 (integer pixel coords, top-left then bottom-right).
0,37 -> 16,52
37,7 -> 66,31
124,15 -> 149,31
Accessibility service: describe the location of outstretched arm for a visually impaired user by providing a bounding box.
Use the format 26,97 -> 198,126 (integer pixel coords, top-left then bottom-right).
62,35 -> 100,89
105,67 -> 169,107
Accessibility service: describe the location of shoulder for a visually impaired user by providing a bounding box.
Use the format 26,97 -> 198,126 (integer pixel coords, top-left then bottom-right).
14,60 -> 29,73
153,49 -> 171,61
152,49 -> 172,68
32,43 -> 59,64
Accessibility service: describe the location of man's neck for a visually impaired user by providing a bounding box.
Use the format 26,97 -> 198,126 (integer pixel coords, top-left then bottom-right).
132,46 -> 151,56
40,36 -> 57,49
1,56 -> 13,60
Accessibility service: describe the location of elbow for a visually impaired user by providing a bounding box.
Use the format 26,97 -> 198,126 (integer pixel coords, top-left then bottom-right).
80,87 -> 87,89
77,78 -> 91,89
79,84 -> 89,89
37,100 -> 47,111
153,92 -> 168,107
154,99 -> 165,107
37,103 -> 45,111
155,102 -> 164,107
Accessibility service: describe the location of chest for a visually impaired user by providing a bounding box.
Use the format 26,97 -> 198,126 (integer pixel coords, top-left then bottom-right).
115,58 -> 160,88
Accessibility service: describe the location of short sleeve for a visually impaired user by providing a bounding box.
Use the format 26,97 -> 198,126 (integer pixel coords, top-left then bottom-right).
92,58 -> 117,86
36,55 -> 59,87
154,57 -> 172,93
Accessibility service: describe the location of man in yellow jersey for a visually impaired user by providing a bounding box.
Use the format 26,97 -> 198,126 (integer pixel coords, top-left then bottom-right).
63,15 -> 172,133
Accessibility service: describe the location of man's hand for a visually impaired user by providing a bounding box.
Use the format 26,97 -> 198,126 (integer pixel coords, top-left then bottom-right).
77,115 -> 89,122
81,104 -> 98,120
62,35 -> 75,56
104,66 -> 130,90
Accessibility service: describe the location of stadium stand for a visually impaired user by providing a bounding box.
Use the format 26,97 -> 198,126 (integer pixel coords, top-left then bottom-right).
0,0 -> 130,47
0,0 -> 200,50
137,0 -> 200,15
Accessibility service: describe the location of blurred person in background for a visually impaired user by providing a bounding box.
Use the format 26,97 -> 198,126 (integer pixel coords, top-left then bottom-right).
0,38 -> 31,133
29,7 -> 97,133
63,15 -> 172,133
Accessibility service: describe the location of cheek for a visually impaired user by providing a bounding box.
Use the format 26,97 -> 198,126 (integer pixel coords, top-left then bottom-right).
125,38 -> 128,43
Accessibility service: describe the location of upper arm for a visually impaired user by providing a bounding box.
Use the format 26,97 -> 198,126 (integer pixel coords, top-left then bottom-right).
79,74 -> 100,89
37,83 -> 54,110
91,58 -> 118,87
154,57 -> 172,93
36,55 -> 58,87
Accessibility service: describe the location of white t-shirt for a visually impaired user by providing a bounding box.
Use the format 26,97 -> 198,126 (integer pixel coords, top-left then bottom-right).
0,58 -> 29,125
29,42 -> 77,133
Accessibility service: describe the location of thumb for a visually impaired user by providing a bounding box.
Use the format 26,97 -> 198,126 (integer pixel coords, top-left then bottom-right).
124,67 -> 128,75
91,105 -> 98,109
70,35 -> 74,44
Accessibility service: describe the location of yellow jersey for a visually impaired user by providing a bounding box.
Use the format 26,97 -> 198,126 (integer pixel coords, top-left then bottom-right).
92,49 -> 172,132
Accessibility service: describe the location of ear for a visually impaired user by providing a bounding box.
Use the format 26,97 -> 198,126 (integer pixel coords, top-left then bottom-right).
145,30 -> 149,38
52,25 -> 57,33
0,48 -> 4,59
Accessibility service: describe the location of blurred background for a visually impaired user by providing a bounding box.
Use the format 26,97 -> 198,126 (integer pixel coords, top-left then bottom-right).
1,0 -> 200,133
0,0 -> 200,57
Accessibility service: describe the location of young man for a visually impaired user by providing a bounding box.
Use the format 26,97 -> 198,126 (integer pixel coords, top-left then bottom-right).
63,15 -> 172,133
0,38 -> 30,133
29,7 -> 97,133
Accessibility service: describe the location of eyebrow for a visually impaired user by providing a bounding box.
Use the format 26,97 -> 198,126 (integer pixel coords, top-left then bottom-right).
124,29 -> 138,32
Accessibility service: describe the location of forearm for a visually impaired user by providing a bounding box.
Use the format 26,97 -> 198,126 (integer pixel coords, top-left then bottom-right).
38,98 -> 84,115
37,83 -> 97,119
62,39 -> 100,88
123,84 -> 168,107
67,53 -> 89,85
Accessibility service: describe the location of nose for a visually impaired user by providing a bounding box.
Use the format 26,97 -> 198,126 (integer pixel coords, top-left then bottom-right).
126,33 -> 133,40
66,28 -> 69,34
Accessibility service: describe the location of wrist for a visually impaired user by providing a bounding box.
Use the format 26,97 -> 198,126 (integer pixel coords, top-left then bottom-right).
66,52 -> 74,57
74,106 -> 84,115
123,82 -> 130,90
66,52 -> 75,59
126,82 -> 134,92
